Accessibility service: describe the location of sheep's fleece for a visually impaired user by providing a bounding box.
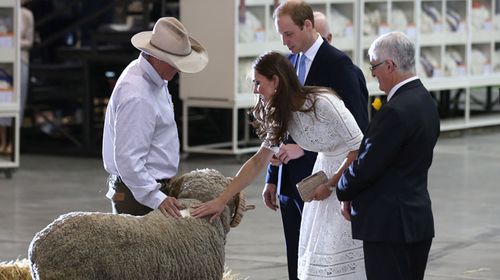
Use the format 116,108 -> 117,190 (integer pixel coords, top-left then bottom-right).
28,169 -> 246,280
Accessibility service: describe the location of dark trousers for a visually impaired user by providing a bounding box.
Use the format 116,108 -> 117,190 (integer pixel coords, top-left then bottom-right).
107,175 -> 170,216
279,194 -> 304,280
363,239 -> 433,280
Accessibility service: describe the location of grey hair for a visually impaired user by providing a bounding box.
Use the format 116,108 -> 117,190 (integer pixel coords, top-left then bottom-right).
368,31 -> 415,74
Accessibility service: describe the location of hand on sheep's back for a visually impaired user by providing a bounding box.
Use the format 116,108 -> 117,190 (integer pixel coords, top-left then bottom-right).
191,196 -> 228,223
158,196 -> 183,218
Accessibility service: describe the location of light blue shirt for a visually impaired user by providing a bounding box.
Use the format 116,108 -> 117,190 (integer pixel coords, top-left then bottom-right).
102,53 -> 179,209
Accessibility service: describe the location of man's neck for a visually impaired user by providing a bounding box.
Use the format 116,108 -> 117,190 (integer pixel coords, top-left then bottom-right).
393,73 -> 415,86
302,32 -> 319,54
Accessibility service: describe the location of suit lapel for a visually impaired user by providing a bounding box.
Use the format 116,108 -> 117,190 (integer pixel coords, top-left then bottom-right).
305,41 -> 328,86
389,79 -> 423,102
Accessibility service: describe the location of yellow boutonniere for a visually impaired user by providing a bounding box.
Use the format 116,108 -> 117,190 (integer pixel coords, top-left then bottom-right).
371,97 -> 383,111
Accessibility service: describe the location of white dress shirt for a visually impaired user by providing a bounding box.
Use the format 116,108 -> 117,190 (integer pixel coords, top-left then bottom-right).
102,53 -> 179,209
387,76 -> 419,101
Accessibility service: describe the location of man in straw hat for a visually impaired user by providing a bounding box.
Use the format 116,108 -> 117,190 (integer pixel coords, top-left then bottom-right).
102,17 -> 208,218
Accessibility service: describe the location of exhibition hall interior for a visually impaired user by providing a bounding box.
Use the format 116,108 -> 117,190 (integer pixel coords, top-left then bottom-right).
1,0 -> 500,279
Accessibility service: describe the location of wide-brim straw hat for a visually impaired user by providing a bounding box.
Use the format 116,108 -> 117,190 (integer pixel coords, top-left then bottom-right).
131,17 -> 208,73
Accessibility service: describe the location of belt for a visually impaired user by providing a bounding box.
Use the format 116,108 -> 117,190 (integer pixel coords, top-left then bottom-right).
109,174 -> 171,187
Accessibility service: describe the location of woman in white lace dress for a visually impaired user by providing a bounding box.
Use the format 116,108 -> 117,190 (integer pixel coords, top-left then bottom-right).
192,51 -> 366,279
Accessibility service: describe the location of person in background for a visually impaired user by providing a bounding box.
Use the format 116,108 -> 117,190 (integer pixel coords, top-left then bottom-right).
192,51 -> 366,279
313,11 -> 332,44
261,2 -> 369,279
336,31 -> 440,280
102,17 -> 208,217
0,0 -> 34,155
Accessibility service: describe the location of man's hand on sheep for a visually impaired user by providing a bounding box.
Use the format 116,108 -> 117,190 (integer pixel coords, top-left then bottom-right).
191,196 -> 227,223
158,196 -> 183,218
262,183 -> 279,211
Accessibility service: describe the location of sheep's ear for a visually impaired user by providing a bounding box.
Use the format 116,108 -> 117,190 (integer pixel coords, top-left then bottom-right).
167,176 -> 185,198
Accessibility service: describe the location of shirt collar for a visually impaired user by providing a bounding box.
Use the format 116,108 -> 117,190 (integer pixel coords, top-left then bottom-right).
302,34 -> 323,61
387,76 -> 419,101
138,53 -> 166,88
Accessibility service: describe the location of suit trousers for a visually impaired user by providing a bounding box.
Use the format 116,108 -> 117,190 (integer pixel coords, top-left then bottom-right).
107,175 -> 170,216
279,194 -> 304,280
363,239 -> 432,280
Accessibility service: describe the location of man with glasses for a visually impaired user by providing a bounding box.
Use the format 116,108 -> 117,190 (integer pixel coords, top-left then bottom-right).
336,31 -> 440,280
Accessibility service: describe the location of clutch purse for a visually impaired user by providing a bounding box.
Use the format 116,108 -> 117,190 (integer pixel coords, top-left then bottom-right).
296,171 -> 328,202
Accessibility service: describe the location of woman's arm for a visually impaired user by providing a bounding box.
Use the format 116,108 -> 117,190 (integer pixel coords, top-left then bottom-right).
191,147 -> 275,222
313,149 -> 358,201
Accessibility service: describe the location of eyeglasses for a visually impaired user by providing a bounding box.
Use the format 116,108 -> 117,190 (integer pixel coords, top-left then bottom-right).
369,61 -> 386,72
369,60 -> 397,72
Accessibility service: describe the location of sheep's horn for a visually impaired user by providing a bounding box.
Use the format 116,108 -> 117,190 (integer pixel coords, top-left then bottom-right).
230,192 -> 254,227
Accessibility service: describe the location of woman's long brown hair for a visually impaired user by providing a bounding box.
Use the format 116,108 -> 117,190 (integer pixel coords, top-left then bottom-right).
250,51 -> 328,146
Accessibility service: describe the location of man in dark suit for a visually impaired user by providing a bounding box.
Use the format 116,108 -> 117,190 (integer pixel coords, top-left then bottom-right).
261,2 -> 369,279
336,31 -> 440,280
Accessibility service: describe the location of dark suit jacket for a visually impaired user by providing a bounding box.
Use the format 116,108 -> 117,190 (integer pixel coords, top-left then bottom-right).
266,40 -> 369,196
337,79 -> 440,243
291,41 -> 369,132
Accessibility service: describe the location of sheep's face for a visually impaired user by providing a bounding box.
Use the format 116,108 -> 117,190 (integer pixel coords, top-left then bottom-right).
169,169 -> 246,235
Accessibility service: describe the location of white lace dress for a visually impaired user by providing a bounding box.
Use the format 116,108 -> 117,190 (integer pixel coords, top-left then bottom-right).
288,93 -> 365,279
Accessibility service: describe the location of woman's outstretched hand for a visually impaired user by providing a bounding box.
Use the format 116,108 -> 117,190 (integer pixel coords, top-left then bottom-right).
191,197 -> 226,223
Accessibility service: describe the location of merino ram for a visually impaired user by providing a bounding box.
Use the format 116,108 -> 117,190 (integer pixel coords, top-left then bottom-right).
28,169 -> 252,280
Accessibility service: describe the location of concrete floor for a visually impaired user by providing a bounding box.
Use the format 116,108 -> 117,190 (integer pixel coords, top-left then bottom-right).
1,129 -> 500,279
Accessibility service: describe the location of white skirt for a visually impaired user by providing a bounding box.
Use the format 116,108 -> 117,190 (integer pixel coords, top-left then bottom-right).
297,152 -> 366,280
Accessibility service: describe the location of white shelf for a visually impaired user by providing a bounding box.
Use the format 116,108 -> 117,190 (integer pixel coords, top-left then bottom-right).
471,31 -> 496,43
442,32 -> 467,44
238,41 -> 288,57
420,34 -> 447,46
332,37 -> 356,51
245,0 -> 283,5
422,77 -> 469,90
441,114 -> 500,131
0,1 -> 19,170
440,118 -> 467,131
183,93 -> 256,108
468,114 -> 500,127
0,0 -> 14,8
0,104 -> 18,113
0,48 -> 15,62
469,74 -> 500,87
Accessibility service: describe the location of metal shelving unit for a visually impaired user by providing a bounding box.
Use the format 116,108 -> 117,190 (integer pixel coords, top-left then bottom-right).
0,0 -> 19,178
179,0 -> 500,155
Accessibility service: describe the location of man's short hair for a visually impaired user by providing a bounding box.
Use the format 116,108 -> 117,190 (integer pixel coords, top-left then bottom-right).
273,1 -> 314,30
368,31 -> 416,73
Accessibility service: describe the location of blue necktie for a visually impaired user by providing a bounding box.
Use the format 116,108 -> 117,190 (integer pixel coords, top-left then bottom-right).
298,54 -> 307,85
